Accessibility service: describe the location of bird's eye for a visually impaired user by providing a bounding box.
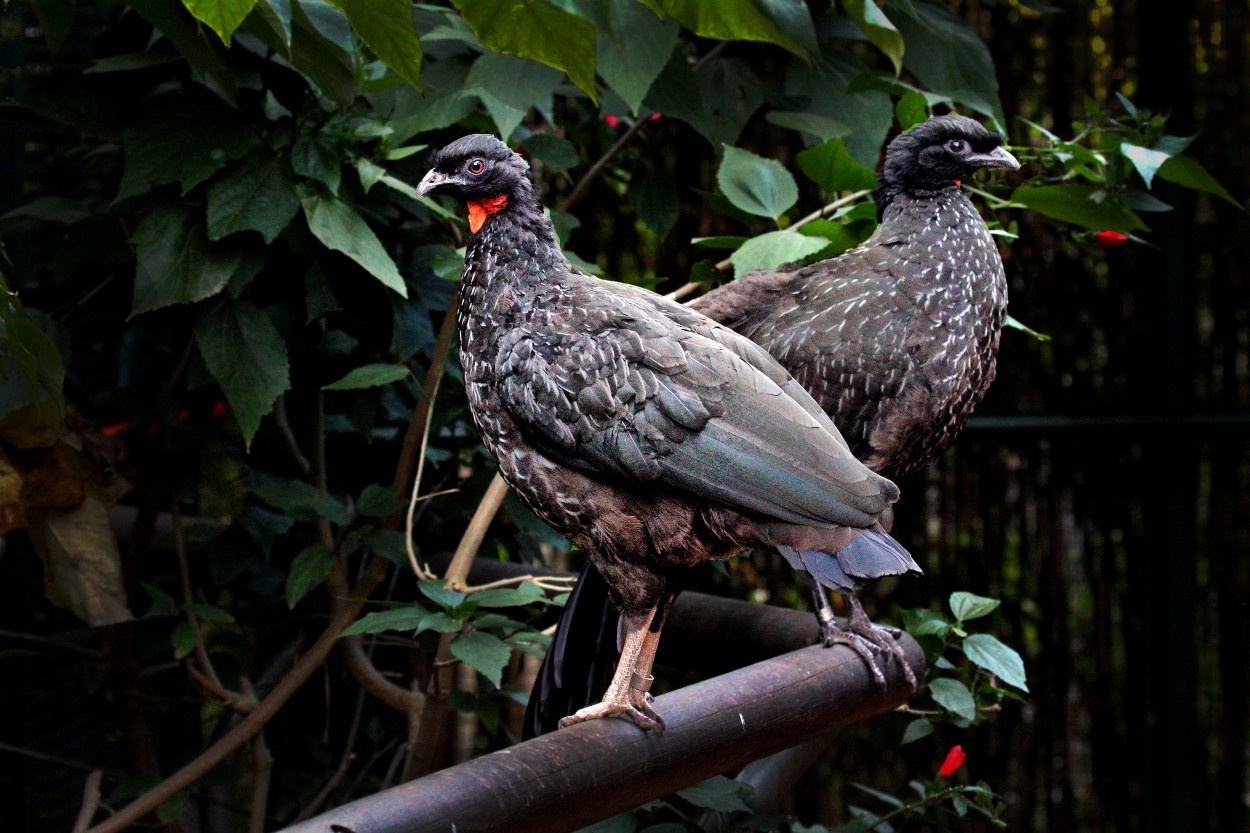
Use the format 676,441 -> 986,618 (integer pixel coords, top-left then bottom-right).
466,159 -> 486,175
946,140 -> 967,153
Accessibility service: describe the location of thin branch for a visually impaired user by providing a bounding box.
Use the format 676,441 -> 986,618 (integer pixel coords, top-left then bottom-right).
340,632 -> 418,715
0,628 -> 102,658
172,502 -> 224,694
85,555 -> 393,833
560,119 -> 650,213
245,681 -> 274,833
460,574 -> 578,594
272,395 -> 312,478
442,474 -> 511,591
71,770 -> 103,833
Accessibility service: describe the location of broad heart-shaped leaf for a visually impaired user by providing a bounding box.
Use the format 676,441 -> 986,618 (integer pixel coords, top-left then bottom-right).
676,776 -> 752,813
650,0 -> 811,58
340,605 -> 427,636
323,363 -> 412,390
630,168 -> 681,238
470,581 -> 547,609
288,0 -> 356,107
194,300 -> 291,447
963,632 -> 1029,692
893,0 -> 1001,118
728,230 -> 828,278
450,630 -> 512,688
286,544 -> 335,608
116,93 -> 258,201
949,590 -> 1000,622
1011,184 -> 1148,232
207,152 -> 300,243
27,492 -> 134,627
928,677 -> 977,721
645,53 -> 763,149
464,52 -> 565,140
452,0 -> 597,102
522,134 -> 581,169
797,139 -> 877,194
1120,142 -> 1171,189
718,145 -> 798,220
327,0 -> 422,90
131,207 -> 244,317
1156,155 -> 1242,208
843,0 -> 904,76
782,53 -> 893,167
300,189 -> 408,297
183,0 -> 259,45
251,479 -> 351,525
895,90 -> 930,129
596,0 -> 679,114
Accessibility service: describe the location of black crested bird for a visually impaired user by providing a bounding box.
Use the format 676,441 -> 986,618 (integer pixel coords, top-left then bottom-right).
526,115 -> 1018,736
418,134 -> 919,732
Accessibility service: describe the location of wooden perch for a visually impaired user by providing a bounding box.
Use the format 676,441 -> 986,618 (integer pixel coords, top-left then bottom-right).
278,621 -> 923,833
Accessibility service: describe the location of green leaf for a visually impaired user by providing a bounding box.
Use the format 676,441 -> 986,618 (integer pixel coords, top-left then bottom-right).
129,0 -> 236,98
522,134 -> 581,169
901,718 -> 934,745
1120,142 -> 1171,189
851,782 -> 905,809
323,363 -> 412,390
300,190 -> 408,297
844,0 -> 904,76
963,633 -> 1029,692
718,145 -> 798,220
292,135 -> 343,193
419,580 -> 466,610
630,168 -> 680,238
765,111 -> 850,143
464,51 -> 565,140
453,0 -> 597,102
450,630 -> 512,687
418,610 -> 463,634
0,285 -> 65,415
799,219 -> 861,260
207,153 -> 300,243
1156,155 -> 1242,208
29,0 -> 75,55
327,0 -> 423,90
676,776 -> 752,813
783,54 -> 893,167
184,602 -> 235,623
929,677 -> 977,721
194,300 -> 291,446
141,582 -> 179,619
289,0 -> 357,106
286,544 -> 335,608
183,0 -> 260,45
949,591 -> 1000,622
797,139 -> 877,194
251,480 -> 350,526
1011,184 -> 1148,232
652,0 -> 812,58
893,0 -> 1001,117
646,53 -> 763,148
1004,314 -> 1051,342
356,484 -> 402,517
597,0 -> 679,114
470,581 -> 547,608
340,606 -> 427,636
171,622 -> 195,659
131,207 -> 244,317
895,90 -> 930,129
116,94 -> 258,201
728,230 -> 828,278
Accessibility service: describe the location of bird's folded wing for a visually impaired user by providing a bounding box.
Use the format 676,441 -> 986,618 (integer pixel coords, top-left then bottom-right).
495,284 -> 895,529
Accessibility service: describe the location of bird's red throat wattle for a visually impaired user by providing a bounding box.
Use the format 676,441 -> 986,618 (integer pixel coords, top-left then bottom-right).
467,195 -> 509,233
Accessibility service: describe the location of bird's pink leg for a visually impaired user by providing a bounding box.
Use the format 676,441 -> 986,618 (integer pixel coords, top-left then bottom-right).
559,607 -> 666,732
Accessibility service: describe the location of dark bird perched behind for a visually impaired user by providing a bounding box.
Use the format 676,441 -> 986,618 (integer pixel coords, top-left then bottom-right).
417,134 -> 919,732
525,115 -> 1018,737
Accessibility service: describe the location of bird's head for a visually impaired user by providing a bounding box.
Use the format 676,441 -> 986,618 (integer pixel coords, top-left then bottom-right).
881,114 -> 1020,194
417,134 -> 534,233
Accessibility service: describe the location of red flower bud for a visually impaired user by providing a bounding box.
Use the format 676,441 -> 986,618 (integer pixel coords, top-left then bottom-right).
938,745 -> 967,778
1092,230 -> 1129,249
649,112 -> 662,122
603,114 -> 620,129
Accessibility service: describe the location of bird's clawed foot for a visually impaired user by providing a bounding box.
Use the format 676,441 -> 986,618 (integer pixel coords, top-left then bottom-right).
819,595 -> 917,692
558,683 -> 665,733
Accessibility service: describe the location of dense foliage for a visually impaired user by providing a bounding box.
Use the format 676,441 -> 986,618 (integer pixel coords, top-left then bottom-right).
0,1 -> 1234,831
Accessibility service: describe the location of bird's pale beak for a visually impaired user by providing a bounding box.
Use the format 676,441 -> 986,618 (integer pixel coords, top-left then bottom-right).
416,169 -> 451,197
972,146 -> 1021,171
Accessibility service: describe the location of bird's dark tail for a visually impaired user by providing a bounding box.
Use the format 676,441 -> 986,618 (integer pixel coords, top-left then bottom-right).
523,562 -> 621,739
778,528 -> 921,593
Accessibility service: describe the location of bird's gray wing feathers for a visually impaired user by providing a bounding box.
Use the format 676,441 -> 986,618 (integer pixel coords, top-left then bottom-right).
495,276 -> 895,529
